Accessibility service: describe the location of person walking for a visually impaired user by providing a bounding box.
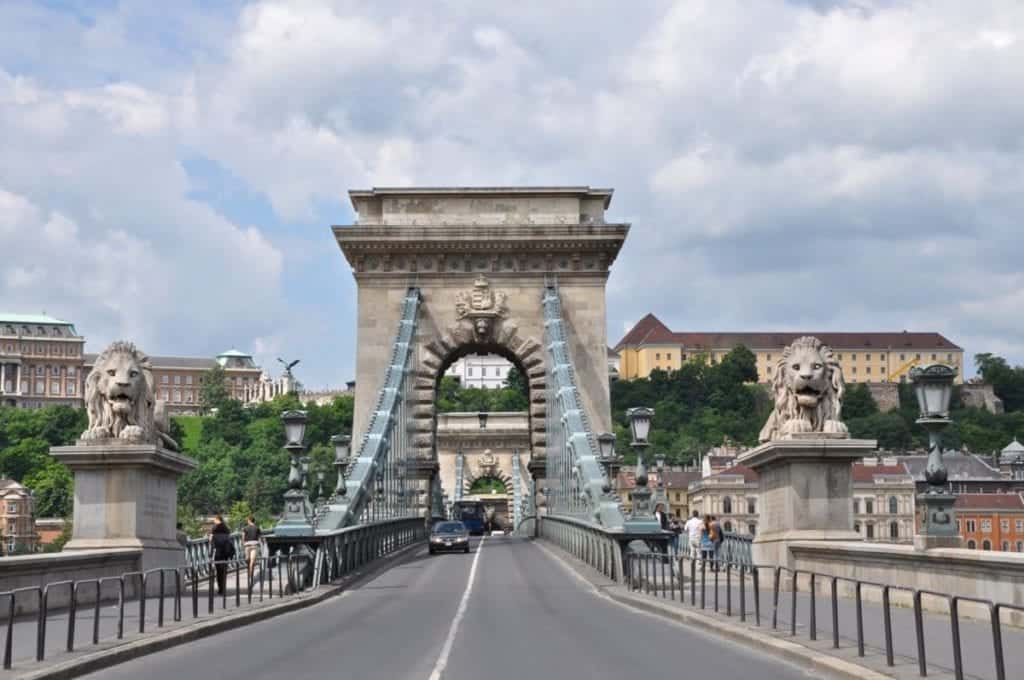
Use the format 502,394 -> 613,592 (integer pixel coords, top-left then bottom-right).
684,510 -> 703,560
209,515 -> 235,596
700,514 -> 715,564
669,516 -> 682,559
709,515 -> 724,570
654,503 -> 671,560
242,515 -> 262,587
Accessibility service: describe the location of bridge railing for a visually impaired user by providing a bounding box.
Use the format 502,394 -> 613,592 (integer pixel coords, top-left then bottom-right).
622,548 -> 1023,680
310,517 -> 426,588
0,551 -> 313,671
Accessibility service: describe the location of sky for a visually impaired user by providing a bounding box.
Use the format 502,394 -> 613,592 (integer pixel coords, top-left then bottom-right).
1,0 -> 1023,388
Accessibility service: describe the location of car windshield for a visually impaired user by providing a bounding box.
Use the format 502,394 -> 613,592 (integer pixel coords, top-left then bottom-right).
434,522 -> 466,533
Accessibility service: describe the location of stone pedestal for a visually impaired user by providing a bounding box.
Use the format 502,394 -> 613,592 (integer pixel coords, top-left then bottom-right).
914,491 -> 963,550
50,443 -> 197,571
738,435 -> 876,568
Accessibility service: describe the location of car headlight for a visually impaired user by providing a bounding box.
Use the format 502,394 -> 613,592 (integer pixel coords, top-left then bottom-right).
455,536 -> 467,542
431,538 -> 443,543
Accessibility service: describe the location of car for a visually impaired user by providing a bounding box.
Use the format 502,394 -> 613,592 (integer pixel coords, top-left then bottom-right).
429,521 -> 471,554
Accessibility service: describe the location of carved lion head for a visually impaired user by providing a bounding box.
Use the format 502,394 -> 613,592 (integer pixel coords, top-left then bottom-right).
759,336 -> 848,442
82,341 -> 155,443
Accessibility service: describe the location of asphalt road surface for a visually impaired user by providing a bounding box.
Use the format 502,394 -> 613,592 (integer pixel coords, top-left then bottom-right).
82,537 -> 814,680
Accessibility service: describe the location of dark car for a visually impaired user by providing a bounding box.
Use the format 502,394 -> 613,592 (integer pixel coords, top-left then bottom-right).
429,521 -> 470,554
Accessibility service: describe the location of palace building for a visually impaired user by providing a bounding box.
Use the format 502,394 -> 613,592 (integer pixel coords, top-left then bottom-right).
0,314 -> 86,409
615,314 -> 963,384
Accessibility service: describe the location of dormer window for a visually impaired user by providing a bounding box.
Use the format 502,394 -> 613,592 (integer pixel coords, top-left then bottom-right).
53,328 -> 61,336
37,326 -> 45,335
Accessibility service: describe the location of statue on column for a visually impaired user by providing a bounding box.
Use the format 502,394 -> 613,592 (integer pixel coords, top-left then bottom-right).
758,336 -> 848,443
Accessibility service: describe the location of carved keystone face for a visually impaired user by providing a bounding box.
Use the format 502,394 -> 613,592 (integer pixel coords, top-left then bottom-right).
101,352 -> 144,415
787,345 -> 828,408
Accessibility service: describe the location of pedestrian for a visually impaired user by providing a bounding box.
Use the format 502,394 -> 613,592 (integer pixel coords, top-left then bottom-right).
175,522 -> 188,549
684,510 -> 703,560
669,516 -> 682,558
209,514 -> 235,596
654,503 -> 671,560
710,515 -> 724,569
700,514 -> 715,565
242,515 -> 262,587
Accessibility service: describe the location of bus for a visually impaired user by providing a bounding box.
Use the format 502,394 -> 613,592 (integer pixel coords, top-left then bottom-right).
452,499 -> 486,535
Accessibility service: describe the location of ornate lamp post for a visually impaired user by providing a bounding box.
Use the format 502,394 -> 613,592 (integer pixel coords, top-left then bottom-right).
276,410 -> 314,536
654,452 -> 667,508
331,434 -> 351,497
910,364 -> 962,550
597,432 -> 622,497
624,407 -> 660,531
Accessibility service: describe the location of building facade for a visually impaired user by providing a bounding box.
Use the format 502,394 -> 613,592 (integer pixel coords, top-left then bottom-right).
955,493 -> 1024,552
851,458 -> 916,543
0,314 -> 86,409
615,314 -> 964,384
1,479 -> 37,554
686,464 -> 760,537
445,354 -> 514,390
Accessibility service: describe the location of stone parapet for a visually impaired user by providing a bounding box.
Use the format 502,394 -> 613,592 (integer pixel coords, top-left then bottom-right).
0,549 -> 142,616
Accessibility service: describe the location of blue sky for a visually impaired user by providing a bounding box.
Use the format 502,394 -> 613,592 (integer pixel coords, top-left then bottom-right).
2,1 -> 1023,387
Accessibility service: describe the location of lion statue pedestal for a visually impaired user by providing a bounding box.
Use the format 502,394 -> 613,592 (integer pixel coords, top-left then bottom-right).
49,342 -> 197,571
738,336 -> 876,568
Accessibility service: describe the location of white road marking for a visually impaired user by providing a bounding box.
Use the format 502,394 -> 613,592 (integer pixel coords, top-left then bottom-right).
427,536 -> 485,680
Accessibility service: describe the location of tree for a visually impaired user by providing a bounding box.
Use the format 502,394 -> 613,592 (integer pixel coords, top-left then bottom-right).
976,353 -> 1024,413
199,364 -> 231,414
843,383 -> 879,420
23,461 -> 73,518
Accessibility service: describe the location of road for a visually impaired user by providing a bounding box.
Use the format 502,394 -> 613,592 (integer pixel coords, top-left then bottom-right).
82,537 -> 813,680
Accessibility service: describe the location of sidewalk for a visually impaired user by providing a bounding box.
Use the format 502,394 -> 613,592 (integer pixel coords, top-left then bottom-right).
629,557 -> 1023,680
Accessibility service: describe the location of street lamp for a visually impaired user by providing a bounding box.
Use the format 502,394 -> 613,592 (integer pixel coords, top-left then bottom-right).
331,434 -> 351,497
624,407 -> 660,532
654,453 -> 667,508
478,412 -> 488,429
597,432 -> 620,494
910,364 -> 961,549
275,410 -> 314,536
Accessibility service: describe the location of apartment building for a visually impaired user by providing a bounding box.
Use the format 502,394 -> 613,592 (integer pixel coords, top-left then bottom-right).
0,314 -> 86,409
852,458 -> 916,543
615,314 -> 963,384
955,493 -> 1024,552
1,479 -> 37,554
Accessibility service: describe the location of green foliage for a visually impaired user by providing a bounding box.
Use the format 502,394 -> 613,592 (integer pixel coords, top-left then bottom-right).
175,393 -> 355,522
842,383 -> 878,420
469,477 -> 506,494
174,415 -> 202,451
23,461 -> 73,517
847,412 -> 913,450
975,353 -> 1024,413
0,406 -> 81,518
199,364 -> 231,414
610,346 -> 764,464
435,375 -> 528,413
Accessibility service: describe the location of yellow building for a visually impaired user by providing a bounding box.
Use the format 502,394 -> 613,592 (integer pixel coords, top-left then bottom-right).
615,314 -> 963,384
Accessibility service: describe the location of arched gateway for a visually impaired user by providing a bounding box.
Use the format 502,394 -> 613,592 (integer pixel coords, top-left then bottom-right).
334,187 -> 628,516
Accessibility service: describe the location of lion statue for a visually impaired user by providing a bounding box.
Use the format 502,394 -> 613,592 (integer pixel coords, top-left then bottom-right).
758,336 -> 849,443
81,341 -> 178,450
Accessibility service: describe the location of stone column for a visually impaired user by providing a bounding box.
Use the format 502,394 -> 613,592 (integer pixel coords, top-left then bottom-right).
15,363 -> 22,394
1,363 -> 6,393
51,444 -> 197,571
739,434 -> 876,568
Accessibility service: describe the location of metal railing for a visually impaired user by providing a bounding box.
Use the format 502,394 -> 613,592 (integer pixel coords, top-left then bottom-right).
621,548 -> 1023,680
184,532 -> 246,577
539,515 -> 626,582
0,551 -> 312,671
311,517 -> 426,587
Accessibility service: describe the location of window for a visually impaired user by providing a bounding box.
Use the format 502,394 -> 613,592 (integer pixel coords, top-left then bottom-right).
889,496 -> 898,514
866,366 -> 871,374
865,499 -> 874,514
6,504 -> 16,513
915,353 -> 921,360
666,353 -> 672,361
866,354 -> 871,361
35,380 -> 44,394
931,353 -> 937,360
983,540 -> 992,551
748,524 -> 757,536
50,380 -> 59,394
890,522 -> 899,539
35,366 -> 43,376
1001,519 -> 1010,532
185,391 -> 194,403
854,522 -> 861,533
161,375 -> 169,384
724,521 -> 733,532
67,366 -> 75,377
185,375 -> 193,385
767,366 -> 772,375
851,353 -> 857,360
722,496 -> 732,514
174,375 -> 181,385
1002,541 -> 1010,551
468,367 -> 474,376
957,519 -> 962,532
852,366 -> 857,374
966,519 -> 977,532
853,498 -> 860,514
866,523 -> 875,538
968,539 -> 976,549
161,389 -> 169,400
900,354 -> 905,361
766,354 -> 772,361
982,519 -> 992,533
655,353 -> 660,360
1017,520 -> 1024,532
747,498 -> 756,514
1018,541 -> 1024,552
67,383 -> 75,396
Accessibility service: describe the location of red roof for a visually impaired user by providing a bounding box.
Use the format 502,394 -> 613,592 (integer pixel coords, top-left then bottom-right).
954,493 -> 1024,510
661,470 -> 702,488
851,462 -> 909,482
615,318 -> 961,352
701,464 -> 759,483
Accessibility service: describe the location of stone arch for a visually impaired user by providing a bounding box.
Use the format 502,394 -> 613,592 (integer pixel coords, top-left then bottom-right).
407,324 -> 548,466
464,471 -> 513,496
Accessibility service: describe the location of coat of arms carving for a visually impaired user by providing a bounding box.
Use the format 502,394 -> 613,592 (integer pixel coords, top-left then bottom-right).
454,275 -> 510,342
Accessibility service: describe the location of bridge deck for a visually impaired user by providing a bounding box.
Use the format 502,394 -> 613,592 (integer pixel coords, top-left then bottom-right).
81,538 -> 808,680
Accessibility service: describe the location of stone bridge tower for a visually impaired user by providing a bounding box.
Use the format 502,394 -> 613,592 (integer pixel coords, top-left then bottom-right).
334,187 -> 628,490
